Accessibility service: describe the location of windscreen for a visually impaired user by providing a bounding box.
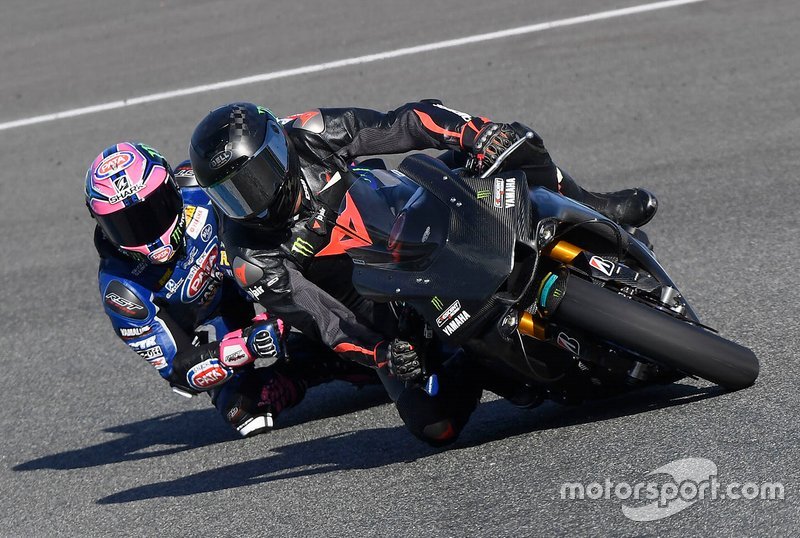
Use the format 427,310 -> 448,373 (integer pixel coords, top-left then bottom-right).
343,169 -> 450,270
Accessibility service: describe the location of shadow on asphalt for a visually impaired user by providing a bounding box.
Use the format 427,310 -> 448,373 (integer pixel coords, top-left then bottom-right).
13,382 -> 391,472
89,382 -> 723,504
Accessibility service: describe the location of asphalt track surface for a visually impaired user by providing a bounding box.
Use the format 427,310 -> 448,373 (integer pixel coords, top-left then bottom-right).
1,0 -> 798,535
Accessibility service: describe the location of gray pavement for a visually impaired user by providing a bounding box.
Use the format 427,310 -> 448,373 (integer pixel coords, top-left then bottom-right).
1,0 -> 798,535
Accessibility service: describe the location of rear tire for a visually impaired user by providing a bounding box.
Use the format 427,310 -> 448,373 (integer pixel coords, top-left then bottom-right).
551,275 -> 759,390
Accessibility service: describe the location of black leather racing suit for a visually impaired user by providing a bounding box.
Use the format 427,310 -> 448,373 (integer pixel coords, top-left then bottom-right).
220,100 -> 556,444
223,100 -> 498,364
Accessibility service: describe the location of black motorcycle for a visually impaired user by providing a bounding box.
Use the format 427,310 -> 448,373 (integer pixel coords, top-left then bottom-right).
330,131 -> 759,402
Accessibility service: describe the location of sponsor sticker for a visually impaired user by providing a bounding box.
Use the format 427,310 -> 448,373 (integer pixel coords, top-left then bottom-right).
96,151 -> 135,179
493,177 -> 516,209
291,237 -> 315,257
108,182 -> 146,204
220,343 -> 250,368
148,245 -> 173,263
182,243 -> 219,303
442,310 -> 471,336
164,277 -> 183,296
421,226 -> 431,243
209,150 -> 232,170
589,256 -> 615,277
557,332 -> 581,355
186,206 -> 209,239
436,300 -> 462,328
431,296 -> 444,310
188,360 -> 230,390
232,257 -> 264,287
431,103 -> 472,122
136,346 -> 164,361
105,292 -> 146,319
119,326 -> 150,339
184,205 -> 196,223
129,335 -> 158,350
146,355 -> 168,370
200,223 -> 213,242
248,285 -> 265,300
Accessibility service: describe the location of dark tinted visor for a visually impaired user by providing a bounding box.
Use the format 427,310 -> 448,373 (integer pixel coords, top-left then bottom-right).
97,181 -> 183,247
205,120 -> 289,219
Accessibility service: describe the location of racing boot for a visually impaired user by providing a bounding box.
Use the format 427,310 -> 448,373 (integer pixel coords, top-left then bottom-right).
556,168 -> 658,228
577,188 -> 659,228
212,368 -> 307,437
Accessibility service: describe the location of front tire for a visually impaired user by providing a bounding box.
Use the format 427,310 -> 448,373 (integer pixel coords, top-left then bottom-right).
550,275 -> 759,390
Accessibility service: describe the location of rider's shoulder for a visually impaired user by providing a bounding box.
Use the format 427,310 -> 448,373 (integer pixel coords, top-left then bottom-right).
98,272 -> 155,323
280,109 -> 325,135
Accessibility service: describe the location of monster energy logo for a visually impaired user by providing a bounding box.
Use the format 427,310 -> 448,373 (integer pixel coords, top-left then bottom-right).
138,143 -> 163,160
431,296 -> 444,310
477,189 -> 491,200
291,237 -> 315,257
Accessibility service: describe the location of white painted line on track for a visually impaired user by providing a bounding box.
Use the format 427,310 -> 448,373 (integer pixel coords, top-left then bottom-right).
0,0 -> 704,132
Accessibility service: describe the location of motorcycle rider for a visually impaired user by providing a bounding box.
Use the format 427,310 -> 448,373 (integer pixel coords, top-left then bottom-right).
188,100 -> 657,445
86,142 -> 375,437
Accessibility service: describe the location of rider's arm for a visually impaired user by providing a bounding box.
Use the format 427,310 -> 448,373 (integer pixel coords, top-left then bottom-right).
99,274 -> 256,394
286,99 -> 492,163
228,250 -> 389,369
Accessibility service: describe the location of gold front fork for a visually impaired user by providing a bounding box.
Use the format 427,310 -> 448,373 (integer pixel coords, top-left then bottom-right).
517,240 -> 585,340
544,240 -> 583,264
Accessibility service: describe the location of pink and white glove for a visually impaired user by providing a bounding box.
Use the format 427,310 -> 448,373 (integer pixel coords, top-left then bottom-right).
219,314 -> 285,369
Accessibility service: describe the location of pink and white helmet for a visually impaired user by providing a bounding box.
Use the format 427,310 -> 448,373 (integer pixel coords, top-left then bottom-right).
85,142 -> 184,263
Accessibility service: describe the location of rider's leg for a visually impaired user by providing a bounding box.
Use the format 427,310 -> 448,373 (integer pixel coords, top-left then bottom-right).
522,162 -> 658,228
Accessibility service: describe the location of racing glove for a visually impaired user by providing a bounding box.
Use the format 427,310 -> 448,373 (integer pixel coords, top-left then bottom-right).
218,314 -> 285,369
381,338 -> 423,382
463,122 -> 519,175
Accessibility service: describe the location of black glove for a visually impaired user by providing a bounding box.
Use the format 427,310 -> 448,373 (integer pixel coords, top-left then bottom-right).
385,338 -> 423,382
464,122 -> 519,175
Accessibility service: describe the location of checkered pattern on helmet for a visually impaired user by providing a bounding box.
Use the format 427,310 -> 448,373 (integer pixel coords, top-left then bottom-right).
227,106 -> 248,151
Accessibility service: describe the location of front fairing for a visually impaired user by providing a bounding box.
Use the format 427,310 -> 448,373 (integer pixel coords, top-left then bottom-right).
337,155 -> 528,342
336,168 -> 450,271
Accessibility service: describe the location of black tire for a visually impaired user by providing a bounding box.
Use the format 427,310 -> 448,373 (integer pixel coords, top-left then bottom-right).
551,275 -> 759,390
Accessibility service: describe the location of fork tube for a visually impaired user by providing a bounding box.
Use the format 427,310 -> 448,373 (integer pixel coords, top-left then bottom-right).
544,241 -> 583,264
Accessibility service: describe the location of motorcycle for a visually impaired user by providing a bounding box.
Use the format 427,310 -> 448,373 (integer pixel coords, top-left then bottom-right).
329,130 -> 759,403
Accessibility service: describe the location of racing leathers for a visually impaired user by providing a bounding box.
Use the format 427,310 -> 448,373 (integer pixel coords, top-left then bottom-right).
218,100 -> 577,444
96,162 -> 374,436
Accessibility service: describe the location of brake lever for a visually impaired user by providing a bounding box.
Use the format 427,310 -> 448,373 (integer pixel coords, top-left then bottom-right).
479,131 -> 535,179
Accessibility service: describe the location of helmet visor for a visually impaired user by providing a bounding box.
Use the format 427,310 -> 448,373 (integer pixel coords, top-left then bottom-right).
205,120 -> 290,220
95,181 -> 183,247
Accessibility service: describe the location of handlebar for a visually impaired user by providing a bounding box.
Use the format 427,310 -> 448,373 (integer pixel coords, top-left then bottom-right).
479,131 -> 535,179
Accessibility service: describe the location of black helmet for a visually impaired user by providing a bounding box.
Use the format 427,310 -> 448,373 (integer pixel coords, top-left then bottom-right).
189,102 -> 301,225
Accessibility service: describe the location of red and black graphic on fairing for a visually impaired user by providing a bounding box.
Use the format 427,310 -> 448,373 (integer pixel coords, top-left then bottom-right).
316,191 -> 372,257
